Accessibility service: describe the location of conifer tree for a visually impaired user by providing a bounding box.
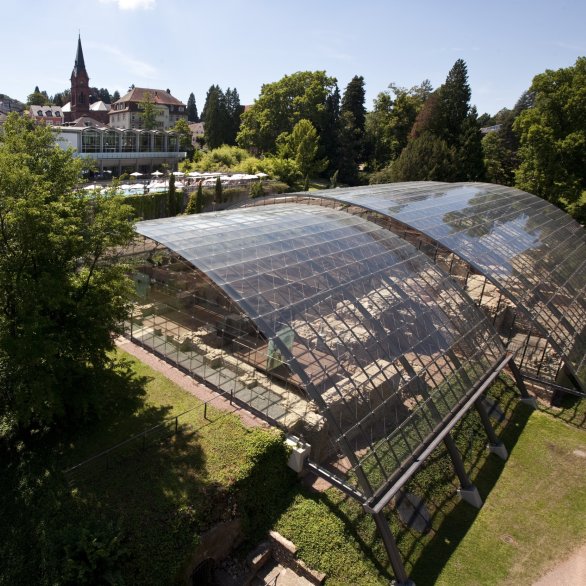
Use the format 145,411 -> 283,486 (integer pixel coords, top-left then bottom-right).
187,92 -> 199,122
337,76 -> 367,185
214,176 -> 223,204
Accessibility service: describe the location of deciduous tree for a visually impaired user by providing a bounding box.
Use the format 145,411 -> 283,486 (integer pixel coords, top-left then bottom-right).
277,119 -> 327,179
0,114 -> 136,437
139,91 -> 157,130
514,57 -> 586,209
236,71 -> 338,154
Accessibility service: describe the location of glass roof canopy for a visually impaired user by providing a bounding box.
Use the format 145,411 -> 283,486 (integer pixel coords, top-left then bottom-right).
135,204 -> 506,498
254,183 -> 585,390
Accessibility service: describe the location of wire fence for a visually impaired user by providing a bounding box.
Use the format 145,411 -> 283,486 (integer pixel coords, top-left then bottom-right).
62,376 -> 266,485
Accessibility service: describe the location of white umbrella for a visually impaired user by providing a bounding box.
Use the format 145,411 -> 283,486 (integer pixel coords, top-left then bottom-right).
130,171 -> 143,177
172,171 -> 185,177
187,171 -> 202,177
151,170 -> 163,177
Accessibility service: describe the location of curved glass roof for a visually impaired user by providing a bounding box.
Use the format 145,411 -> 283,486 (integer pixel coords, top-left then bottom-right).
135,204 -> 505,496
261,183 -> 585,388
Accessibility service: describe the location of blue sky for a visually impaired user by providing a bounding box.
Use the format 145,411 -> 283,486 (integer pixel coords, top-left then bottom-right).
2,0 -> 585,115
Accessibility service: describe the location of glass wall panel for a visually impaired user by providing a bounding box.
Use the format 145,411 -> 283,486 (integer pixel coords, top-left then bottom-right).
103,129 -> 120,152
81,128 -> 101,153
254,183 -> 586,388
133,204 -> 505,495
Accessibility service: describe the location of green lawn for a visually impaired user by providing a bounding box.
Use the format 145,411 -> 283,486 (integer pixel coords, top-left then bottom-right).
436,411 -> 586,585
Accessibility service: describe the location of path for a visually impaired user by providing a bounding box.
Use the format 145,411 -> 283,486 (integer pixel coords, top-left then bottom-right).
532,543 -> 586,586
116,337 -> 267,430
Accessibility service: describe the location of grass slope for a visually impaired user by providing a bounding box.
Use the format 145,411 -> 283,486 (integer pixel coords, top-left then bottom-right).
273,381 -> 586,585
1,350 -> 294,586
436,411 -> 586,585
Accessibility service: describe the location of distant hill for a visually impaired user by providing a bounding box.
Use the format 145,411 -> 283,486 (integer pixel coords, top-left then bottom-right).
0,94 -> 25,114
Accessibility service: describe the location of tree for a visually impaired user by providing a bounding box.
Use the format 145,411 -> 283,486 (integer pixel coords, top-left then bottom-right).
202,85 -> 230,149
112,90 -> 121,102
185,182 -> 204,214
187,92 -> 199,122
237,71 -> 338,154
364,91 -> 395,170
0,114 -> 136,437
341,76 -> 366,135
439,59 -> 472,146
139,91 -> 157,130
195,182 -> 204,213
168,172 -> 176,202
171,118 -> 193,155
337,110 -> 363,185
453,106 -> 485,181
214,176 -> 223,204
277,119 -> 327,179
27,86 -> 49,106
482,107 -> 520,186
389,131 -> 454,182
96,88 -> 112,103
514,57 -> 586,210
321,83 -> 341,173
52,90 -> 71,107
336,75 -> 367,185
225,88 -> 242,145
364,81 -> 433,171
408,60 -> 484,181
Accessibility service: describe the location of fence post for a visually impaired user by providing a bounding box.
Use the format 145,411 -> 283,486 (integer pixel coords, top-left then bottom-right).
204,402 -> 208,420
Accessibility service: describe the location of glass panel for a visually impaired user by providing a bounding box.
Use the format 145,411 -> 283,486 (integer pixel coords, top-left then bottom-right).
134,204 -> 506,494
264,183 -> 585,387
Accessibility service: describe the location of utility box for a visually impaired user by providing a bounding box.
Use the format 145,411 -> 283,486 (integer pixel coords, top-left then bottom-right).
285,435 -> 311,473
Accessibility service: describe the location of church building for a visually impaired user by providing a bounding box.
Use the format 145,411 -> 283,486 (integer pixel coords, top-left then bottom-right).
63,36 -> 109,125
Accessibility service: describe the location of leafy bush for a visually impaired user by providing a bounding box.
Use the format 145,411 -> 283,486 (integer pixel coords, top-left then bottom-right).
233,428 -> 296,541
60,520 -> 128,585
249,180 -> 264,198
124,190 -> 186,220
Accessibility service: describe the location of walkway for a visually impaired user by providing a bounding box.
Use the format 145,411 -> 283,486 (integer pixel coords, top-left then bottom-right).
116,337 -> 267,430
532,543 -> 586,585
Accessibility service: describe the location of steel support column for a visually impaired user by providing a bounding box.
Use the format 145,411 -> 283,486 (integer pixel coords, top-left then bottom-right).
475,398 -> 508,460
444,434 -> 483,508
371,510 -> 414,586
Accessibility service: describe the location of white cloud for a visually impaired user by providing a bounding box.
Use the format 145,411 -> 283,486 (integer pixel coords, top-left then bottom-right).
99,0 -> 156,11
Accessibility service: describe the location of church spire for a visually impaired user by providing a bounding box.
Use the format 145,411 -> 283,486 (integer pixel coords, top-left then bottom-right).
72,34 -> 87,77
70,34 -> 90,117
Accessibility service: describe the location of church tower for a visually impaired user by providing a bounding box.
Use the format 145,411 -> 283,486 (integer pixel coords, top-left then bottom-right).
70,35 -> 90,119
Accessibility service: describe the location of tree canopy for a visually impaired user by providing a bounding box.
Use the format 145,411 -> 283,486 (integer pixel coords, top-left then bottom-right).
277,119 -> 327,179
139,91 -> 157,130
514,56 -> 586,209
187,92 -> 199,122
0,114 -> 136,438
237,71 -> 338,154
201,85 -> 242,148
